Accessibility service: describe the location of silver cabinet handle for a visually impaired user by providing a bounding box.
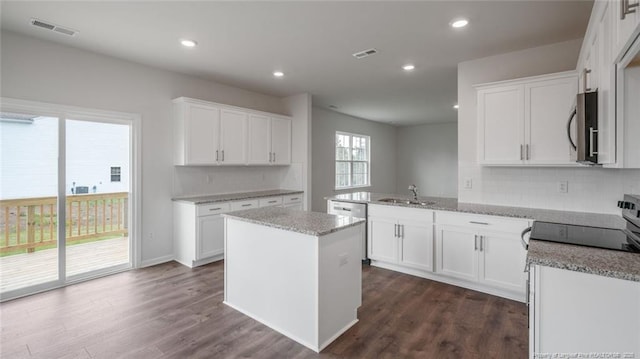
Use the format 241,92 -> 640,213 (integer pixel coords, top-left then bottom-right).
520,144 -> 524,160
526,144 -> 530,160
474,234 -> 478,250
479,236 -> 484,251
268,200 -> 277,204
394,224 -> 398,237
273,152 -> 276,162
241,204 -> 252,207
583,68 -> 592,92
469,221 -> 489,225
222,150 -> 225,162
209,208 -> 222,211
216,150 -> 219,161
400,224 -> 404,238
589,127 -> 599,157
290,197 -> 299,201
622,0 -> 639,20
269,152 -> 272,162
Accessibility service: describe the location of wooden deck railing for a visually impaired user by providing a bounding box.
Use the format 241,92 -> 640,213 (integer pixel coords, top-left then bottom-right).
0,192 -> 128,254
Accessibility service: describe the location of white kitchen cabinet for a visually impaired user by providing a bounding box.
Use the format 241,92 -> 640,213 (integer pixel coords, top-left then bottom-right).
174,201 -> 231,267
174,97 -> 292,166
174,101 -> 220,165
529,265 -> 640,358
219,109 -> 247,165
614,0 -> 640,59
174,192 -> 304,267
477,71 -> 577,166
435,211 -> 530,299
368,204 -> 434,272
270,117 -> 291,165
247,114 -> 291,165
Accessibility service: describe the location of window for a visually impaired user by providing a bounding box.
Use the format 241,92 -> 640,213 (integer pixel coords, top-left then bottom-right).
335,132 -> 370,189
110,166 -> 121,182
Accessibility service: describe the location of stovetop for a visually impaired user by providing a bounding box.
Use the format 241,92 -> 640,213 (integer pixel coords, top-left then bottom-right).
530,221 -> 640,253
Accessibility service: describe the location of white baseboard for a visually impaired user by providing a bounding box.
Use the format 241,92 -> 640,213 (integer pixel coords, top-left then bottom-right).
140,255 -> 174,268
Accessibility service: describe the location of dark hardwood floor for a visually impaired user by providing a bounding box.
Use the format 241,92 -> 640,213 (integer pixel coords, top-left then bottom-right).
1,261 -> 528,359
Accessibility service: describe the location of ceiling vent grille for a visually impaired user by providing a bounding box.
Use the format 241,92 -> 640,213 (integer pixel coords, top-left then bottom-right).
30,18 -> 78,37
352,48 -> 378,59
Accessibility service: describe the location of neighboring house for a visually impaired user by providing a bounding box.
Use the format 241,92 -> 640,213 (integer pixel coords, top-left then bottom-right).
0,116 -> 129,199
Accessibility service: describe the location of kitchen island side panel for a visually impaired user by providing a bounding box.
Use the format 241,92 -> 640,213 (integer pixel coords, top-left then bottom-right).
224,219 -> 319,349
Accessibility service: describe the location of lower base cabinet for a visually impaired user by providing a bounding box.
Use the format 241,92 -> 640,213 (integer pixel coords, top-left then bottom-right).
368,205 -> 434,272
529,265 -> 640,358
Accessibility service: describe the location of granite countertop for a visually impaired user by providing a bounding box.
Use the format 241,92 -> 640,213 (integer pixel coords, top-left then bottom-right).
527,239 -> 640,282
326,192 -> 625,228
223,207 -> 365,237
327,191 -> 638,281
173,189 -> 304,204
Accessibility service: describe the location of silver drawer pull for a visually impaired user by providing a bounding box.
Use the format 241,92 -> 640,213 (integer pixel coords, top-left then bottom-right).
241,204 -> 252,207
290,198 -> 299,201
469,221 -> 489,225
209,208 -> 222,211
268,200 -> 277,203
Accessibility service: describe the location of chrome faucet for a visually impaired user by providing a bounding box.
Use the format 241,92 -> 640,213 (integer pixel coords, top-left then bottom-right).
408,184 -> 418,200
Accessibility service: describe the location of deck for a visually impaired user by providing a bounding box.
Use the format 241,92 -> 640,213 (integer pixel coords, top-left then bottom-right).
0,237 -> 129,293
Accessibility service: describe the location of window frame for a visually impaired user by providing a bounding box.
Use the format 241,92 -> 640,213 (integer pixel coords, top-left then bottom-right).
335,131 -> 371,190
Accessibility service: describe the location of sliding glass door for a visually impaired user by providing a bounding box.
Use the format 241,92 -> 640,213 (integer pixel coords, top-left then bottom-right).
0,101 -> 137,300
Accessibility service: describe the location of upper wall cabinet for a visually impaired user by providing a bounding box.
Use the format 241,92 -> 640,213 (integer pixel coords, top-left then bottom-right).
614,0 -> 640,58
173,97 -> 291,166
247,114 -> 292,165
476,71 -> 578,166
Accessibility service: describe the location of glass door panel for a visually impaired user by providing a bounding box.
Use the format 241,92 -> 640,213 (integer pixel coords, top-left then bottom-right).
0,114 -> 60,294
65,119 -> 130,278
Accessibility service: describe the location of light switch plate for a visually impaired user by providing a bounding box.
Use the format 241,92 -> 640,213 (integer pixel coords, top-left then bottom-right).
558,181 -> 568,193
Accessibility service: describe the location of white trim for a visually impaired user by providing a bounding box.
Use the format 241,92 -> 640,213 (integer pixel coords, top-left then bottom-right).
0,97 -> 141,297
334,131 -> 371,190
473,70 -> 577,90
140,255 -> 175,268
172,96 -> 292,120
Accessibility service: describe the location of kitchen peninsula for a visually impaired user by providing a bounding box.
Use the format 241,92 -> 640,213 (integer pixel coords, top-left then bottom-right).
223,207 -> 365,352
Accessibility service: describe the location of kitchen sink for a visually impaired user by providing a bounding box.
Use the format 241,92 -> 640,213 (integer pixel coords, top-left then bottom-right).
378,198 -> 436,206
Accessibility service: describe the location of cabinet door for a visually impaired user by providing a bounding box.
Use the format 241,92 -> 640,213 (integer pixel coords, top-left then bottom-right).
614,0 -> 640,58
477,85 -> 525,164
247,114 -> 271,164
368,216 -> 398,263
270,117 -> 291,165
598,2 -> 617,164
399,220 -> 433,272
185,104 -> 220,164
477,231 -> 527,294
435,225 -> 478,282
220,109 -> 247,165
197,214 -> 225,260
525,76 -> 578,165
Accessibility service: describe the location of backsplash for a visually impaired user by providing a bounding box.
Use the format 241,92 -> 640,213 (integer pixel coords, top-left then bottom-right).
459,166 -> 640,214
174,166 -> 291,197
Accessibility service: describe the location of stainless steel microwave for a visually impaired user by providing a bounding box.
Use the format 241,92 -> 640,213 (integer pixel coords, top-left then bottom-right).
568,91 -> 598,165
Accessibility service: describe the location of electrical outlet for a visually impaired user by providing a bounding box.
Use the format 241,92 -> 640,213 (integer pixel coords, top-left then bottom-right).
558,181 -> 568,193
464,178 -> 473,189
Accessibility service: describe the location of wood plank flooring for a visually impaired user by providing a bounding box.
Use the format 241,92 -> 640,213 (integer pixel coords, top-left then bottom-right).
0,261 -> 528,359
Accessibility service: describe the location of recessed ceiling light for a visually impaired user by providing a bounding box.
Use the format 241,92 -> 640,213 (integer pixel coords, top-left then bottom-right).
403,64 -> 415,71
450,19 -> 469,28
273,71 -> 284,78
180,39 -> 197,47
453,104 -> 459,109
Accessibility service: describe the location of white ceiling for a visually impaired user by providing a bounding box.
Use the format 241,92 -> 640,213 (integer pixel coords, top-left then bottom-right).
0,1 -> 593,126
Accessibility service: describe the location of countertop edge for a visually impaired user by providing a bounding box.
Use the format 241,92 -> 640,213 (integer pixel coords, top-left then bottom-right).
527,257 -> 640,282
173,189 -> 304,204
223,213 -> 365,237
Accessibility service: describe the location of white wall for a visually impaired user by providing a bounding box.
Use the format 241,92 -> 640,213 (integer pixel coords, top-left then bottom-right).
0,30 -> 306,265
311,107 -> 396,212
458,38 -> 640,214
396,122 -> 458,198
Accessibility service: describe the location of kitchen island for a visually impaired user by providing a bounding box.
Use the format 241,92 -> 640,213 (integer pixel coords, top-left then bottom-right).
223,207 -> 365,353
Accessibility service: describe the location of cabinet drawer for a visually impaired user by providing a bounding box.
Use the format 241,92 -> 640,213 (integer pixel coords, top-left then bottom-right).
369,204 -> 434,223
283,194 -> 302,204
230,199 -> 259,211
197,202 -> 231,216
259,197 -> 283,207
436,211 -> 530,233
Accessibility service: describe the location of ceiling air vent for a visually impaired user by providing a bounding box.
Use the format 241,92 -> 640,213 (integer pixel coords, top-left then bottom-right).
30,18 -> 78,37
352,48 -> 378,59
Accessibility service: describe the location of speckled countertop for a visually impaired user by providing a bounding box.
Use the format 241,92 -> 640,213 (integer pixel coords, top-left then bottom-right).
223,207 -> 365,237
327,191 -> 639,282
173,189 -> 304,204
527,239 -> 640,282
326,192 -> 626,228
